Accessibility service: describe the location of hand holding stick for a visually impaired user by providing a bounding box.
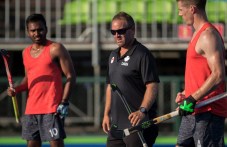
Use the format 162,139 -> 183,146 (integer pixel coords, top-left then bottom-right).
124,91 -> 227,136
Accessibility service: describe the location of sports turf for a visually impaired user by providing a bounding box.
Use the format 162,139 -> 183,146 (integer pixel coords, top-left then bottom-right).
1,135 -> 227,146
0,135 -> 176,144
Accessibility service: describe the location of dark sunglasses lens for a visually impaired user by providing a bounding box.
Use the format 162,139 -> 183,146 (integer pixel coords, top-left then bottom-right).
110,28 -> 127,35
118,29 -> 127,35
111,30 -> 116,35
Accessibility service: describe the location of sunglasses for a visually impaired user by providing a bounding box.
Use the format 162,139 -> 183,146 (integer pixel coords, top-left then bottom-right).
110,27 -> 131,35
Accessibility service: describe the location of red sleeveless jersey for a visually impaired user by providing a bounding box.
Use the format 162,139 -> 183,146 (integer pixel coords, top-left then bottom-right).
185,23 -> 227,117
23,40 -> 63,114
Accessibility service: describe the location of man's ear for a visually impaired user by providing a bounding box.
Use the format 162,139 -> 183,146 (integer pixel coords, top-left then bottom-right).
190,5 -> 197,14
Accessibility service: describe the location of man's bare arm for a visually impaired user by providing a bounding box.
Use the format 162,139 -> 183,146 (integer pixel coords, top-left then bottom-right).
51,43 -> 76,103
193,28 -> 225,100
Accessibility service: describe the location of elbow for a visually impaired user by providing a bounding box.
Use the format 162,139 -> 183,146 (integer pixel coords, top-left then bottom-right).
66,72 -> 76,86
71,69 -> 77,84
215,71 -> 225,85
71,74 -> 76,86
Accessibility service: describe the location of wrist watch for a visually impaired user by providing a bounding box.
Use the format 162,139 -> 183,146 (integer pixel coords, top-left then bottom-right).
139,107 -> 147,114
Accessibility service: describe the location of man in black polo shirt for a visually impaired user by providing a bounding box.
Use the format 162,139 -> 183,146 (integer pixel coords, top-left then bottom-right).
102,11 -> 160,147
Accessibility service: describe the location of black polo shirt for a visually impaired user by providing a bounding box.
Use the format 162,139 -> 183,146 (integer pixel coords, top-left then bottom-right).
106,39 -> 160,129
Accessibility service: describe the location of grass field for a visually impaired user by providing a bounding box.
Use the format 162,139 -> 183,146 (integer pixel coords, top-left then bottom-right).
0,135 -> 177,144
1,135 -> 227,147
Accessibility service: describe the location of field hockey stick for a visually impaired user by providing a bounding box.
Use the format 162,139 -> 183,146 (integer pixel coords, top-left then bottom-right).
0,49 -> 20,123
111,84 -> 148,147
124,91 -> 227,136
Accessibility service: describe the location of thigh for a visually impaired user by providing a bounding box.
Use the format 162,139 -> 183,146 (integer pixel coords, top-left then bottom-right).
38,114 -> 66,142
123,132 -> 144,147
22,115 -> 41,141
194,112 -> 225,147
123,125 -> 158,147
107,125 -> 158,147
177,115 -> 195,147
107,130 -> 145,147
107,137 -> 125,147
143,124 -> 158,147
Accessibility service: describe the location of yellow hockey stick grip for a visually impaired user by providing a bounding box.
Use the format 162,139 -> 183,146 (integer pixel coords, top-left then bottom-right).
12,96 -> 20,123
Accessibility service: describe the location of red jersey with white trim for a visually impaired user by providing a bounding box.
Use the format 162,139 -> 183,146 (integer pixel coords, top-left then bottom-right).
185,23 -> 227,117
23,40 -> 63,114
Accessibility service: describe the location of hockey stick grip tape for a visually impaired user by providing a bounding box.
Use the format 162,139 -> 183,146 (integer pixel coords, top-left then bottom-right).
12,96 -> 20,123
153,110 -> 179,124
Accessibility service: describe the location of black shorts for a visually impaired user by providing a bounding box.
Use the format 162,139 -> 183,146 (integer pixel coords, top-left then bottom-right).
22,114 -> 66,142
107,124 -> 158,147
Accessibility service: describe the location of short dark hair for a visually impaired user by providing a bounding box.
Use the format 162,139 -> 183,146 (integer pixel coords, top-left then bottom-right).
176,0 -> 206,10
112,11 -> 135,28
26,14 -> 47,29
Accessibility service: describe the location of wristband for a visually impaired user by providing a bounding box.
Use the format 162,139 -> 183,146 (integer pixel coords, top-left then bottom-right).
61,101 -> 69,106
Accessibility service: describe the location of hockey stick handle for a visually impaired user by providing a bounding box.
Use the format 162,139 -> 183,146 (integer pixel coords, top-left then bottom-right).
1,49 -> 20,123
12,96 -> 20,123
153,110 -> 178,124
111,84 -> 148,147
195,92 -> 227,108
124,91 -> 227,136
154,91 -> 227,124
113,86 -> 132,114
154,92 -> 227,124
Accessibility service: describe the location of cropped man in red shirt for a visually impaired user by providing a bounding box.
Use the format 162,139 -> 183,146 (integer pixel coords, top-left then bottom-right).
7,14 -> 76,147
175,0 -> 227,146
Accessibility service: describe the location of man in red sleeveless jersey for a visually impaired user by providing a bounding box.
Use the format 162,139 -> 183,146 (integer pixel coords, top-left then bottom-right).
175,0 -> 227,147
7,14 -> 76,147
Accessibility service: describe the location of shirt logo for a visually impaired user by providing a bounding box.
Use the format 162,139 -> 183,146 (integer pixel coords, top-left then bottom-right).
111,57 -> 114,64
121,56 -> 130,66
